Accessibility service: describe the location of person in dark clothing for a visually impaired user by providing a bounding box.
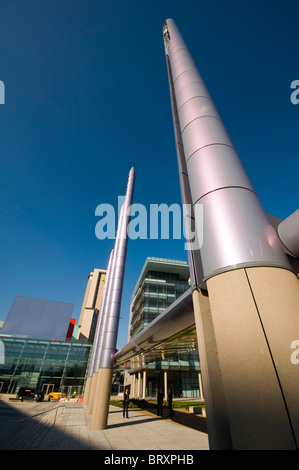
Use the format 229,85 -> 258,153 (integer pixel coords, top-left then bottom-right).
123,388 -> 130,418
157,388 -> 164,417
167,388 -> 174,417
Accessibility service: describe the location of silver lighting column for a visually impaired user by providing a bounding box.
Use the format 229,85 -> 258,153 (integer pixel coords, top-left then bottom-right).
87,207 -> 126,415
87,205 -> 126,414
164,18 -> 292,280
99,167 -> 135,369
83,249 -> 114,407
90,167 -> 135,430
164,18 -> 299,450
93,204 -> 125,373
89,249 -> 115,378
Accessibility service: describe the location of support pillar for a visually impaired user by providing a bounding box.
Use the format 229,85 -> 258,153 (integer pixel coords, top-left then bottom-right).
131,373 -> 136,398
206,267 -> 299,449
163,18 -> 299,449
137,372 -> 141,398
87,372 -> 98,415
83,376 -> 92,405
90,368 -> 113,431
192,288 -> 232,449
198,372 -> 204,401
90,168 -> 134,430
164,371 -> 167,401
142,371 -> 146,399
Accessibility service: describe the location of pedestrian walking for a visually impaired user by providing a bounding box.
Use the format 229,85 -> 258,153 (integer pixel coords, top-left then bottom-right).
123,388 -> 130,418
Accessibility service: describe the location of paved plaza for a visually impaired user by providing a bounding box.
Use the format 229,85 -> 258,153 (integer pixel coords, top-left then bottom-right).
0,395 -> 209,451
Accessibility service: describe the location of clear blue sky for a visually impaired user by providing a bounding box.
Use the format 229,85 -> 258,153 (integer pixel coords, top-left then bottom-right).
0,0 -> 298,349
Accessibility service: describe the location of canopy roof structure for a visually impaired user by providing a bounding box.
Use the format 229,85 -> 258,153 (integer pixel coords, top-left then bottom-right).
114,288 -> 198,371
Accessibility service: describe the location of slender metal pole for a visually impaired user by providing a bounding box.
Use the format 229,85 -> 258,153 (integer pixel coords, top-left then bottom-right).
88,249 -> 115,378
99,167 -> 135,369
90,168 -> 135,430
87,205 -> 126,414
93,206 -> 125,372
83,250 -> 115,407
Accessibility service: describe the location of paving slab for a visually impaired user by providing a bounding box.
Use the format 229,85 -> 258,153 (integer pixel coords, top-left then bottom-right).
0,396 -> 209,451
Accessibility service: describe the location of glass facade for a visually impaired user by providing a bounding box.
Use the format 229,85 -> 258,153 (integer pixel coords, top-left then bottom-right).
144,370 -> 200,399
0,336 -> 91,395
129,259 -> 190,338
125,258 -> 201,399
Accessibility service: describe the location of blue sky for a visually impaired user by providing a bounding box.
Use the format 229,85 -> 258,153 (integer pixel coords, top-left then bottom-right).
0,0 -> 298,349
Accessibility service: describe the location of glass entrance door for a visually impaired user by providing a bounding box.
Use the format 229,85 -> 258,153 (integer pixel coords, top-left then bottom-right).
41,383 -> 55,396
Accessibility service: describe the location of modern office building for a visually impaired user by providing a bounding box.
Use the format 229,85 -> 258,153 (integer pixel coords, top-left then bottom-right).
0,260 -> 201,399
125,257 -> 202,399
77,269 -> 106,342
0,269 -> 106,396
128,257 -> 190,339
0,336 -> 91,395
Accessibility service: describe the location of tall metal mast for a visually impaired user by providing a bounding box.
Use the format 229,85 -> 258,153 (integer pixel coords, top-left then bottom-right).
164,18 -> 299,450
90,167 -> 135,430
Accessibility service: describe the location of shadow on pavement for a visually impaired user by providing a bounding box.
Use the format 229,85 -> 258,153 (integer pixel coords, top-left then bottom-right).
0,399 -> 208,450
0,399 -> 95,450
107,415 -> 161,429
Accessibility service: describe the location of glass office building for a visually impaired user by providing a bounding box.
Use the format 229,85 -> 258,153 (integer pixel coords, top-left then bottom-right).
0,336 -> 91,396
125,258 -> 202,399
0,275 -> 107,397
129,257 -> 191,339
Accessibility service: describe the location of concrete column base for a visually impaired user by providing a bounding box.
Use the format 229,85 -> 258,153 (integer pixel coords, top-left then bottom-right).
83,376 -> 92,405
192,288 -> 232,450
206,267 -> 299,449
90,368 -> 113,430
87,371 -> 98,415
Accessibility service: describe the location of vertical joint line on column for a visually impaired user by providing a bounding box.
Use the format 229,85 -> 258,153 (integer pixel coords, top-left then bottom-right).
244,268 -> 298,450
